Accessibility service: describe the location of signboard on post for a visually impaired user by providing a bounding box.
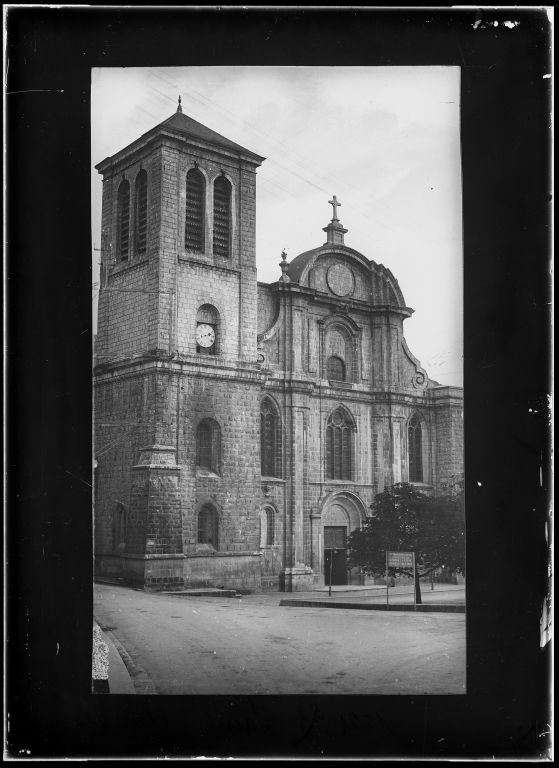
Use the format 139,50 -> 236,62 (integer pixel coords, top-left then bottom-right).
385,551 -> 416,607
387,551 -> 414,570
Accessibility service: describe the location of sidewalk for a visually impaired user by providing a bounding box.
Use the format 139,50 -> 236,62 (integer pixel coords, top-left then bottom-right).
153,582 -> 465,608
278,583 -> 466,612
313,583 -> 465,600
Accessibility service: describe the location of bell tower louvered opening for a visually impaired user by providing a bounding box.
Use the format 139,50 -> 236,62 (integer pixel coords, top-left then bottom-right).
117,180 -> 130,261
213,175 -> 231,257
135,170 -> 148,256
185,168 -> 205,251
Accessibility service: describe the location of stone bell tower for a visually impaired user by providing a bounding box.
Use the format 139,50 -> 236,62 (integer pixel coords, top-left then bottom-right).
94,100 -> 266,590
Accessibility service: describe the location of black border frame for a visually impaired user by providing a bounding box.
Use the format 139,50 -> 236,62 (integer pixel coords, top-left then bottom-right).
6,6 -> 552,760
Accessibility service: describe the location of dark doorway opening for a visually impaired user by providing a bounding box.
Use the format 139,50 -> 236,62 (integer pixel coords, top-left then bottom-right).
324,525 -> 347,586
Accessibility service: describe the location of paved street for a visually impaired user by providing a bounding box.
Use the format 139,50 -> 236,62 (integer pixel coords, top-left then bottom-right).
94,584 -> 466,695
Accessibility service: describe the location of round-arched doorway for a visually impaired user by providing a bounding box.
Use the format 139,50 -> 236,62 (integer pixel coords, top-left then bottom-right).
318,493 -> 366,586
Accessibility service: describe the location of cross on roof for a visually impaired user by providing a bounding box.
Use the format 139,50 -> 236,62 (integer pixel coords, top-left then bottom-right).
328,195 -> 341,221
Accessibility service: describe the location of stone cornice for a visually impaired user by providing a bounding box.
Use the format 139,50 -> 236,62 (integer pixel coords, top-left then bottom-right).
96,130 -> 262,177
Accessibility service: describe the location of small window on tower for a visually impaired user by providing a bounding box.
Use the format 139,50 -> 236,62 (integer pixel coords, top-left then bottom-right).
213,175 -> 231,258
196,304 -> 219,355
185,168 -> 205,252
196,418 -> 221,474
112,503 -> 127,551
198,504 -> 219,549
260,507 -> 276,547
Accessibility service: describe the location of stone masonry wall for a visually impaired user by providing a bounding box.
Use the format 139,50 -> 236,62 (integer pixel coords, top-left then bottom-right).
177,371 -> 264,554
432,389 -> 464,491
257,282 -> 277,336
155,143 -> 260,363
175,263 -> 241,360
96,150 -> 162,362
94,366 -> 157,555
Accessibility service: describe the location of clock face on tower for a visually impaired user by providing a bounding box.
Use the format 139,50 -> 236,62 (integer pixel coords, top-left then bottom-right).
196,323 -> 216,348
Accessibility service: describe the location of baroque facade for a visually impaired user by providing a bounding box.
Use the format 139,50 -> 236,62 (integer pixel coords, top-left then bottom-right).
93,104 -> 463,592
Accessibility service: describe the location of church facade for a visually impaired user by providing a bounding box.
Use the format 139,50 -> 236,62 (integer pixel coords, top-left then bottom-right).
93,105 -> 463,592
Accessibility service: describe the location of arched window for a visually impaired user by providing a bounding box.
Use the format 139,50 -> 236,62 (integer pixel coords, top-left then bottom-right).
324,325 -> 357,382
185,168 -> 205,251
408,414 -> 423,482
327,355 -> 346,382
112,503 -> 127,550
196,304 -> 219,355
196,418 -> 221,474
326,408 -> 354,480
134,170 -> 148,256
260,507 -> 275,547
117,180 -> 130,261
213,175 -> 231,257
198,504 -> 218,548
260,398 -> 282,477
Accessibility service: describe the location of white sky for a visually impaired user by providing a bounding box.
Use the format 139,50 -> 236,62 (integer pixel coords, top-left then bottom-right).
92,66 -> 463,387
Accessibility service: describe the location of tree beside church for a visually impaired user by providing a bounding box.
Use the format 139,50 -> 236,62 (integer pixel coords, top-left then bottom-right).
347,479 -> 465,602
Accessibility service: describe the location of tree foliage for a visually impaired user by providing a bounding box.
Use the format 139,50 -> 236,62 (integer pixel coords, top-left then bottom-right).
347,479 -> 465,597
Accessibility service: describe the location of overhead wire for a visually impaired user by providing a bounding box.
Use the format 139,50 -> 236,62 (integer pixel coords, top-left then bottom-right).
145,70 -> 401,240
97,72 -> 402,251
92,71 -> 462,380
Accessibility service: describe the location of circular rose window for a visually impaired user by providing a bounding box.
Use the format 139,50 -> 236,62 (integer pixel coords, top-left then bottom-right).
327,263 -> 354,297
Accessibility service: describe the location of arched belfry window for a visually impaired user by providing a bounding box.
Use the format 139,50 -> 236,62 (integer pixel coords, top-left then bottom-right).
117,180 -> 131,261
134,170 -> 148,256
196,418 -> 221,474
326,408 -> 355,481
408,414 -> 423,482
327,355 -> 345,382
260,398 -> 282,478
213,175 -> 231,257
185,168 -> 205,251
198,504 -> 218,549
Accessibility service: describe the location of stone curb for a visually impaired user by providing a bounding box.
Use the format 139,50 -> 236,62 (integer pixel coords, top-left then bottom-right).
102,629 -> 137,694
104,630 -> 158,695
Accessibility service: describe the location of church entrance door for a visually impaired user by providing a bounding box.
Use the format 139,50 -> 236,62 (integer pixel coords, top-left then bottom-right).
324,525 -> 347,586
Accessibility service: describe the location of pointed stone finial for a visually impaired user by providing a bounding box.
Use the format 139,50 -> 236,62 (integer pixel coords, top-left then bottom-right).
177,95 -> 183,113
279,249 -> 291,283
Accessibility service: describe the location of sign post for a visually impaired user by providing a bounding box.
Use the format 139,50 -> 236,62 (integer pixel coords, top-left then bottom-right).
385,551 -> 389,607
412,552 -> 417,606
386,551 -> 415,606
327,548 -> 335,597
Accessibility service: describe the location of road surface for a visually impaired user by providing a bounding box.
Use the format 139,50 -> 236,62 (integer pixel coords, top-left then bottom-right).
94,584 -> 466,695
